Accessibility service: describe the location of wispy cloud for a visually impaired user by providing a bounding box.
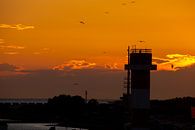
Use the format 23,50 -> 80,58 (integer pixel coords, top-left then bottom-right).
42,48 -> 50,51
0,45 -> 25,49
53,60 -> 96,70
105,63 -> 119,70
33,52 -> 41,55
152,57 -> 170,64
33,48 -> 50,55
0,63 -> 26,77
0,63 -> 19,71
153,54 -> 195,71
0,24 -> 34,31
4,52 -> 19,55
0,39 -> 25,54
0,39 -> 4,44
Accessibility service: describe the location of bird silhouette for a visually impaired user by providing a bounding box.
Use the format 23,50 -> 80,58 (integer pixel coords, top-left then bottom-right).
104,11 -> 109,14
131,1 -> 135,3
79,21 -> 85,24
171,64 -> 174,69
139,40 -> 145,43
122,3 -> 127,5
103,51 -> 107,54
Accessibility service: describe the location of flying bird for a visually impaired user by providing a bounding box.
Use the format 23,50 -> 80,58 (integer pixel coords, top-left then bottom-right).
104,11 -> 109,14
139,40 -> 145,43
131,1 -> 135,3
171,64 -> 174,69
79,21 -> 85,24
103,51 -> 107,54
122,3 -> 127,5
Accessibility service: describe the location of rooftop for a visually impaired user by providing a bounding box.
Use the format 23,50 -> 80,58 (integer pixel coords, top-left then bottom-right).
130,49 -> 152,54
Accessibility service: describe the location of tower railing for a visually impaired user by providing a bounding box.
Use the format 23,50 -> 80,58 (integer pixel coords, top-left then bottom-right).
130,49 -> 152,54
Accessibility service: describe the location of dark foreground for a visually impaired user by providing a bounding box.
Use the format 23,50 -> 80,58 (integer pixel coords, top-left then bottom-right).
0,95 -> 195,130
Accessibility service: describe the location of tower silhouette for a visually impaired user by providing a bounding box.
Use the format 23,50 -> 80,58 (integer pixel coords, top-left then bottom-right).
125,47 -> 157,130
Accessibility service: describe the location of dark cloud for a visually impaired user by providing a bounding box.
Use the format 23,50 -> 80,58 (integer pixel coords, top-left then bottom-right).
152,58 -> 169,64
104,63 -> 118,70
0,63 -> 19,71
1,65 -> 195,99
0,68 -> 124,99
151,65 -> 195,99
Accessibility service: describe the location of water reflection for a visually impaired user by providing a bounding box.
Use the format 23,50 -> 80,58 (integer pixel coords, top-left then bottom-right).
8,123 -> 88,130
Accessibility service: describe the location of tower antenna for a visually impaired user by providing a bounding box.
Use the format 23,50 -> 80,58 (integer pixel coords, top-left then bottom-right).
127,46 -> 130,96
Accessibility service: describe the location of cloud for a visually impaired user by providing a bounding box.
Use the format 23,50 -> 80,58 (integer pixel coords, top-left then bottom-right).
33,52 -> 41,55
0,68 -> 124,99
0,45 -> 25,49
42,48 -> 50,51
166,54 -> 188,59
53,60 -> 96,70
2,65 -> 195,99
151,66 -> 195,99
0,39 -> 25,55
4,52 -> 19,55
154,54 -> 195,71
152,57 -> 169,64
33,48 -> 50,55
0,24 -> 34,30
104,63 -> 119,70
0,63 -> 19,71
0,39 -> 4,44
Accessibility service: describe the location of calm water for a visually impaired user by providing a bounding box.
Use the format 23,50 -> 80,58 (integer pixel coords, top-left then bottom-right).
7,123 -> 88,130
0,99 -> 48,104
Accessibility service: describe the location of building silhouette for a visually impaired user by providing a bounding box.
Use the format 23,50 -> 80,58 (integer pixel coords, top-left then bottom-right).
125,47 -> 157,130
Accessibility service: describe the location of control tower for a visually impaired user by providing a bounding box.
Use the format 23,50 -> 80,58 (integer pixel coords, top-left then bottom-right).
124,47 -> 157,130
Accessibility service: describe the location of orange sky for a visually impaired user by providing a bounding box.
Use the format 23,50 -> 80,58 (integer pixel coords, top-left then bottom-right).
1,0 -> 195,70
1,0 -> 195,99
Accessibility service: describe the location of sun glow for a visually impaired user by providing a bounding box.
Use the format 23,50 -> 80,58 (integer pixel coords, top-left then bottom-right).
154,54 -> 195,71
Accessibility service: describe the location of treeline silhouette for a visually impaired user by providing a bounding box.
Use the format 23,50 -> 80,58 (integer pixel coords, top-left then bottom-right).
151,97 -> 193,123
0,95 -> 195,129
0,95 -> 126,129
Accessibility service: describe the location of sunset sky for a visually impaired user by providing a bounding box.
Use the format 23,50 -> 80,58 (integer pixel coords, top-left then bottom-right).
1,0 -> 195,99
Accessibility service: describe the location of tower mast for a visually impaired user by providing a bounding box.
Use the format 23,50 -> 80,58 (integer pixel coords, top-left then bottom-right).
127,46 -> 130,96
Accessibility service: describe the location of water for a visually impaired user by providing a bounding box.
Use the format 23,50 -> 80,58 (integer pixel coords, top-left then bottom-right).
7,123 -> 88,130
0,99 -> 48,104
